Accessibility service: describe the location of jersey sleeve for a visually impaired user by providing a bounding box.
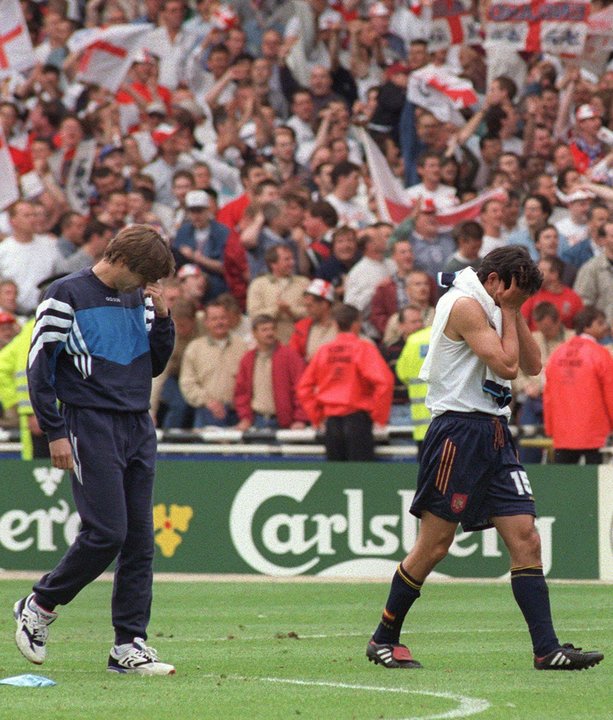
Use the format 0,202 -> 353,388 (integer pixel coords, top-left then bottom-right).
27,283 -> 75,441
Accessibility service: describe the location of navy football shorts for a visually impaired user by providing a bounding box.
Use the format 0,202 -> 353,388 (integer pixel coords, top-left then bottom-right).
411,411 -> 536,531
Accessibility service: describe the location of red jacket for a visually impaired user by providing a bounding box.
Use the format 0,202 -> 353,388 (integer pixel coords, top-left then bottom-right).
234,343 -> 308,427
223,229 -> 248,311
217,193 -> 250,232
288,317 -> 314,359
522,287 -> 584,331
297,332 -> 394,426
544,336 -> 613,449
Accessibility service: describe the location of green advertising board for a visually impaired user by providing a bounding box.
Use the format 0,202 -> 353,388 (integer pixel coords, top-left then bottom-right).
0,461 -> 606,579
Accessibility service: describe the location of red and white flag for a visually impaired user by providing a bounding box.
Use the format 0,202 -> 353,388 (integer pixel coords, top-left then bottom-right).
68,24 -> 152,93
408,66 -> 478,125
360,129 -> 507,229
584,6 -> 613,59
484,0 -> 590,56
428,0 -> 481,51
0,125 -> 20,211
0,0 -> 35,79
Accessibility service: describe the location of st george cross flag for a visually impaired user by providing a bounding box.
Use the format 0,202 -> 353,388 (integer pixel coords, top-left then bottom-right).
407,66 -> 478,125
0,0 -> 35,79
428,0 -> 481,51
0,125 -> 20,211
67,24 -> 153,93
359,129 -> 507,230
484,0 -> 591,56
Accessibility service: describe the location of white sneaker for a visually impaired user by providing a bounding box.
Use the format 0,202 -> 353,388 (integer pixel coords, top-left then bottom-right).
14,594 -> 57,665
107,638 -> 176,675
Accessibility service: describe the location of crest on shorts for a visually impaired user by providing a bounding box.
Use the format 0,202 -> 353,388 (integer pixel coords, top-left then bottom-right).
451,493 -> 468,514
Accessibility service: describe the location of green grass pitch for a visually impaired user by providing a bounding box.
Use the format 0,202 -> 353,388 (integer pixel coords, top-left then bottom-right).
0,579 -> 610,719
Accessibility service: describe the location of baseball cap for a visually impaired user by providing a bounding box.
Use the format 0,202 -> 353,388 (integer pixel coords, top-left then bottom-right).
0,311 -> 16,324
368,1 -> 391,17
151,123 -> 179,145
185,190 -> 210,209
575,104 -> 601,121
385,62 -> 410,80
177,263 -> 202,280
146,101 -> 167,117
305,278 -> 335,303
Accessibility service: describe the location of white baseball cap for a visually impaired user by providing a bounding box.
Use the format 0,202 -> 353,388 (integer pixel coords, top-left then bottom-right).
185,190 -> 210,209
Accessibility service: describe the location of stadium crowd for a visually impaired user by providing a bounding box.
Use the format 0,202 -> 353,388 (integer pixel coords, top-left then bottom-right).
0,0 -> 612,461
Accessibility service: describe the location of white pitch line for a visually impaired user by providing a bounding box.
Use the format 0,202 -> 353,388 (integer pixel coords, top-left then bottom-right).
202,674 -> 491,720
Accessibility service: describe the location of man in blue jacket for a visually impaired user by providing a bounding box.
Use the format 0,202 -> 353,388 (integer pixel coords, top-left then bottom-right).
14,225 -> 177,675
174,189 -> 229,299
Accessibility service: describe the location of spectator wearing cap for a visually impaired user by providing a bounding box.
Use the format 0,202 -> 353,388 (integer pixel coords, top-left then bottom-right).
247,245 -> 310,345
234,314 -> 308,432
561,203 -> 610,271
521,257 -> 584,332
574,221 -> 613,326
177,263 -> 207,310
179,299 -> 247,429
297,303 -> 394,461
554,190 -> 592,247
569,104 -> 606,174
405,151 -> 458,210
173,189 -> 229,300
289,279 -> 337,361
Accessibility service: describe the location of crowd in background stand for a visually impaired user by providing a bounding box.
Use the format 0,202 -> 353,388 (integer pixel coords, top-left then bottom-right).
0,0 -> 612,462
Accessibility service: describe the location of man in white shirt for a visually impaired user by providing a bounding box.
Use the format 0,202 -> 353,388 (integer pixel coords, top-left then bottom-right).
554,191 -> 591,248
145,0 -> 197,89
479,199 -> 507,257
326,161 -> 375,229
405,151 -> 458,210
0,201 -> 63,315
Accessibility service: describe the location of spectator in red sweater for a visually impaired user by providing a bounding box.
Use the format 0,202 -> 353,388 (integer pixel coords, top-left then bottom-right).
234,314 -> 308,431
544,307 -> 613,464
297,303 -> 394,461
521,256 -> 583,331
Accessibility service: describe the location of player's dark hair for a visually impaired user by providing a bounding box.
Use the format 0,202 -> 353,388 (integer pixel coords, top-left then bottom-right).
573,306 -> 605,335
104,224 -> 175,282
477,245 -> 542,295
333,303 -> 360,331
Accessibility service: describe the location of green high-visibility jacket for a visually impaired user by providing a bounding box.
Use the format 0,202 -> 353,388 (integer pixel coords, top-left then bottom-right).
396,325 -> 432,442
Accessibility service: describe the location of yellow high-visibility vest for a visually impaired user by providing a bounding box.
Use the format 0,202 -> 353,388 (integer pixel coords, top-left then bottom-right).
396,325 -> 432,442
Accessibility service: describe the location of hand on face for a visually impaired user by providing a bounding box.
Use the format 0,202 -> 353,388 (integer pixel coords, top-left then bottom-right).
494,276 -> 529,311
145,281 -> 169,317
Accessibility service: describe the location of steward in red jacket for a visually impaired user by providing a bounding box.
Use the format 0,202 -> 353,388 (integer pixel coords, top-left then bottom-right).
544,307 -> 613,464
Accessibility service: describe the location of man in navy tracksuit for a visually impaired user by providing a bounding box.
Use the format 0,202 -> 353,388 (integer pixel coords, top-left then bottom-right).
14,225 -> 177,675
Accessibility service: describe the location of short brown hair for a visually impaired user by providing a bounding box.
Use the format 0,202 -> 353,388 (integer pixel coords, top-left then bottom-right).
104,224 -> 175,282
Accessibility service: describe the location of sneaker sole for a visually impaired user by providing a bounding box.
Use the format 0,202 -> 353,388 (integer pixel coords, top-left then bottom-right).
107,666 -> 176,676
14,600 -> 44,665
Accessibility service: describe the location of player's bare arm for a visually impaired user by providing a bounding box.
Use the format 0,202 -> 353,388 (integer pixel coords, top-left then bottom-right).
516,311 -> 542,376
445,295 -> 520,380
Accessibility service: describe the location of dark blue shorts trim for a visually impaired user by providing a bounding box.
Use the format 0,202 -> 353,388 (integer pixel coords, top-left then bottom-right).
410,411 -> 536,531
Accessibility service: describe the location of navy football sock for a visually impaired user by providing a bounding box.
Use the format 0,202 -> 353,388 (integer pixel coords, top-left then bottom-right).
372,564 -> 422,644
511,566 -> 559,657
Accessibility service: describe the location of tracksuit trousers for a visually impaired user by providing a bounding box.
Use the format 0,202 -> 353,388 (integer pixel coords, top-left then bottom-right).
34,405 -> 157,645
